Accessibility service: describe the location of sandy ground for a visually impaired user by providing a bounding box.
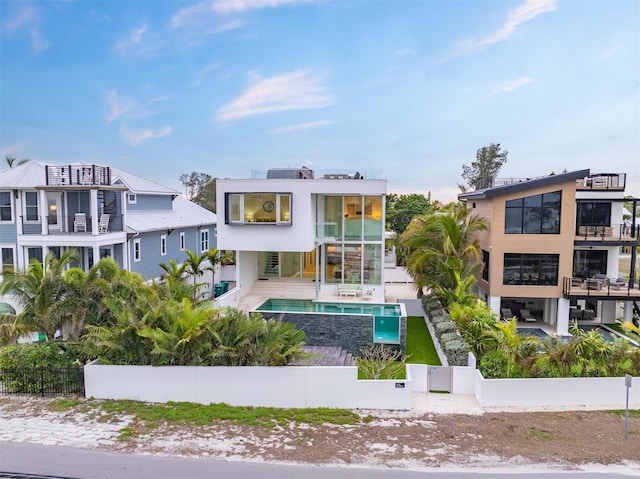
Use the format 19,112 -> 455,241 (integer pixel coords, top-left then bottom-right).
1,396 -> 639,475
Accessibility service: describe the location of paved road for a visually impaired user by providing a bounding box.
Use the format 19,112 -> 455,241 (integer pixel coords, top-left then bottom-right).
0,443 -> 636,479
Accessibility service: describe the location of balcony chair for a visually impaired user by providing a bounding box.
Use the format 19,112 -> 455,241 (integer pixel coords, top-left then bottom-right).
98,213 -> 110,233
73,213 -> 87,233
501,308 -> 514,320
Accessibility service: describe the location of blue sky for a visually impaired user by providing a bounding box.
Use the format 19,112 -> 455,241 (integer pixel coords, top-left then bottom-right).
1,0 -> 638,201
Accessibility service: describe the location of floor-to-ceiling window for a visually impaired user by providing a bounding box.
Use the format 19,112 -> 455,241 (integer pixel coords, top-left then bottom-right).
573,250 -> 607,278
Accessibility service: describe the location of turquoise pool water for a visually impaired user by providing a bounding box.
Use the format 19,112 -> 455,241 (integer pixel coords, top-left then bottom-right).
256,298 -> 401,317
517,327 -> 551,339
578,325 -> 637,345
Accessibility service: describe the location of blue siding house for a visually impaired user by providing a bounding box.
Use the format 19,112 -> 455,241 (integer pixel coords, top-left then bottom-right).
0,162 -> 217,287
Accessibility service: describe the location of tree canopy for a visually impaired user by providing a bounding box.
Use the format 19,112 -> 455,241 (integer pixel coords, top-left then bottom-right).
386,193 -> 437,235
179,172 -> 217,212
461,143 -> 508,190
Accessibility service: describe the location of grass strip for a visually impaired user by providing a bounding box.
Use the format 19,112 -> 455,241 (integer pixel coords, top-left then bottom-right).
54,398 -> 364,428
406,316 -> 441,365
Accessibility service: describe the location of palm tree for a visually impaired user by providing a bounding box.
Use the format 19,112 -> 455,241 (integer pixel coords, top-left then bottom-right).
183,248 -> 225,300
485,319 -> 542,378
5,156 -> 29,168
401,203 -> 488,305
157,259 -> 193,301
0,249 -> 79,342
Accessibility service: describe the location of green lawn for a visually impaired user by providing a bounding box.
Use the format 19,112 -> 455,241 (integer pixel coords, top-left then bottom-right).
406,316 -> 441,365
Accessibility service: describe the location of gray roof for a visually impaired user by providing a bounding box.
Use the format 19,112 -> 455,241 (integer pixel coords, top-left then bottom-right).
458,169 -> 590,200
126,196 -> 217,233
0,161 -> 179,195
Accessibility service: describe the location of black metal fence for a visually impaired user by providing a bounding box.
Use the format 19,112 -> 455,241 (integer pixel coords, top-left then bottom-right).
0,368 -> 84,397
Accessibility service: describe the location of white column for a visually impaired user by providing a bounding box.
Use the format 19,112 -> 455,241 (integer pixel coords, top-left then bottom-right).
93,246 -> 100,265
488,295 -> 501,315
90,189 -> 99,235
544,298 -> 557,325
622,301 -> 634,323
39,190 -> 48,235
15,192 -> 23,235
600,301 -> 616,324
556,298 -> 570,336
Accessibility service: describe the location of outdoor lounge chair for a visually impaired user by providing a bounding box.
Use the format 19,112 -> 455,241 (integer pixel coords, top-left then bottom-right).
612,277 -> 627,290
98,213 -> 110,233
520,309 -> 537,323
73,213 -> 86,232
501,308 -> 514,320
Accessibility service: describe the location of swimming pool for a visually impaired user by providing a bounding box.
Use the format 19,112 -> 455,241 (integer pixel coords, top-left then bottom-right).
516,327 -> 551,340
254,298 -> 406,355
578,325 -> 638,345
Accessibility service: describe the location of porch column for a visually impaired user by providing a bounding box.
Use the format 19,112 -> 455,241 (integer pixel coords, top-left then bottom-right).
544,298 -> 557,325
622,301 -> 634,323
39,190 -> 48,235
93,246 -> 100,265
90,189 -> 99,236
556,298 -> 570,336
15,191 -> 23,235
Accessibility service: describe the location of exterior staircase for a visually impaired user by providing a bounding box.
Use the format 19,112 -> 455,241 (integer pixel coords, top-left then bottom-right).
297,346 -> 357,366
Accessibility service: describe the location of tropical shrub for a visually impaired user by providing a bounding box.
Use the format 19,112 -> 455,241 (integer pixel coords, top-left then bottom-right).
0,342 -> 82,394
357,344 -> 408,380
479,350 -> 510,379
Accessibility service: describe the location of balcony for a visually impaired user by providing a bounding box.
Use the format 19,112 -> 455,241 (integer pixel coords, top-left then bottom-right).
574,223 -> 638,244
316,222 -> 338,240
576,173 -> 626,191
45,164 -> 111,187
20,214 -> 124,235
563,276 -> 640,299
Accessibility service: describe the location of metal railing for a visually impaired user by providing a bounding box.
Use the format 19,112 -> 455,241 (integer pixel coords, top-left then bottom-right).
19,214 -> 123,235
0,367 -> 84,397
45,164 -> 111,187
575,223 -> 638,242
562,276 -> 640,298
576,173 -> 626,190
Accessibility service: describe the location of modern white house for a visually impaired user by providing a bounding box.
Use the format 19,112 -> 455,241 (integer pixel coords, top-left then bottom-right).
0,161 -> 217,299
216,167 -> 388,303
458,169 -> 639,335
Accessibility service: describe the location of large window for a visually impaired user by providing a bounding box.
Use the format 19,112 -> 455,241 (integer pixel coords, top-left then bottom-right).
226,193 -> 292,225
27,247 -> 43,264
573,250 -> 607,278
24,192 -> 38,221
505,191 -> 561,234
576,202 -> 611,228
503,253 -> 559,285
0,192 -> 12,222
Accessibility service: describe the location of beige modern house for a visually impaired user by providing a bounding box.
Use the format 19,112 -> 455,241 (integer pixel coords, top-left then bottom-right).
459,169 -> 639,335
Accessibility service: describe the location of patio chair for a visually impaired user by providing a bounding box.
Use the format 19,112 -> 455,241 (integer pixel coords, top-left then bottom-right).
612,277 -> 627,290
501,308 -> 514,320
520,309 -> 537,323
98,213 -> 110,233
73,213 -> 87,233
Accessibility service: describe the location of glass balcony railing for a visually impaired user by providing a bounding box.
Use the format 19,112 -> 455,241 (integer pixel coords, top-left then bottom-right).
316,222 -> 338,239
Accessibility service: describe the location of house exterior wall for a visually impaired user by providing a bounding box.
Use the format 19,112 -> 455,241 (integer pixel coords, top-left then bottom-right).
471,179 -> 578,300
127,194 -> 173,211
216,178 -> 386,252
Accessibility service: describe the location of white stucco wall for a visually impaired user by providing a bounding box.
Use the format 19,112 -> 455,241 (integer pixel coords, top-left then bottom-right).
84,363 -> 413,410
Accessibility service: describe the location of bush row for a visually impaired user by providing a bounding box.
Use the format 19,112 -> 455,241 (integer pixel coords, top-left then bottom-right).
421,295 -> 470,366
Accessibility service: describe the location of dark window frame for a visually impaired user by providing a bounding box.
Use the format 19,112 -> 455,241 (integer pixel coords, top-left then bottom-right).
505,191 -> 562,235
503,253 -> 559,286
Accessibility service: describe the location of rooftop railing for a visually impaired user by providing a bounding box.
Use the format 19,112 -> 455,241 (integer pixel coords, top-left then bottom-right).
576,173 -> 626,190
45,164 -> 111,187
251,169 -> 383,180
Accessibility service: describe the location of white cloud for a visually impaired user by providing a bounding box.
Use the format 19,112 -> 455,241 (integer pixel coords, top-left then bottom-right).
105,90 -> 136,124
105,90 -> 167,124
2,4 -> 50,55
213,0 -> 317,14
597,44 -> 623,60
0,141 -> 32,158
114,23 -> 148,53
492,77 -> 533,94
216,70 -> 333,121
170,0 -> 314,28
456,0 -> 557,54
120,125 -> 173,146
272,120 -> 334,133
